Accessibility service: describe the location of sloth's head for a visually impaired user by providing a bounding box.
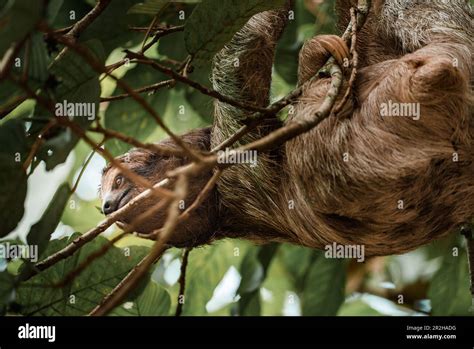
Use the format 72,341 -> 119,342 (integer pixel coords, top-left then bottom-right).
99,128 -> 216,247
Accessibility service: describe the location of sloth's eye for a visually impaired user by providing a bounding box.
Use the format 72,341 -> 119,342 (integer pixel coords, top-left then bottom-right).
114,176 -> 123,189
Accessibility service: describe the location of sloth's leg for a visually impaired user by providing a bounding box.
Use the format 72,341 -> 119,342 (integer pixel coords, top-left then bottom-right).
362,42 -> 471,126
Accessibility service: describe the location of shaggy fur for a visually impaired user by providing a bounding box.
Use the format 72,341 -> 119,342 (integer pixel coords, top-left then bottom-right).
101,0 -> 474,256
100,128 -> 217,247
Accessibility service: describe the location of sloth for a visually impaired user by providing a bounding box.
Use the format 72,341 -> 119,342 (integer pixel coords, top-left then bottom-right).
100,0 -> 474,256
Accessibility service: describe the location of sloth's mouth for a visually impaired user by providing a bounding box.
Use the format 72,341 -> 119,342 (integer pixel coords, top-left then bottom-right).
116,188 -> 132,210
116,221 -> 130,230
114,188 -> 133,229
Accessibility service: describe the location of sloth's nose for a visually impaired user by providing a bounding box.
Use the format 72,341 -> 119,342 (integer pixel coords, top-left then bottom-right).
102,200 -> 115,215
102,200 -> 117,215
102,194 -> 118,215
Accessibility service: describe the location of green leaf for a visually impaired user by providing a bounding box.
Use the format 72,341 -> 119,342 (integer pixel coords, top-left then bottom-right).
236,244 -> 278,316
279,244 -> 313,291
32,39 -> 104,170
159,30 -> 188,61
27,184 -> 71,257
300,252 -> 346,316
104,64 -> 170,156
182,240 -> 245,315
184,64 -> 213,123
0,155 -> 27,237
428,246 -> 472,315
79,0 -> 147,54
0,0 -> 44,56
0,32 -> 51,113
0,270 -> 15,315
110,281 -> 171,316
0,118 -> 31,156
48,0 -> 92,30
184,0 -> 285,66
16,234 -> 150,316
46,0 -> 63,25
128,0 -> 168,16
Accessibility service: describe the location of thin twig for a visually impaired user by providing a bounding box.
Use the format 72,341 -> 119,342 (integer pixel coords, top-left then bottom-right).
67,0 -> 112,39
103,26 -> 184,77
59,118 -> 173,198
30,178 -> 171,278
140,15 -> 159,52
141,25 -> 184,53
211,124 -> 250,152
53,197 -> 171,288
333,6 -> 359,116
89,123 -> 187,157
126,51 -> 271,115
100,79 -> 174,102
0,37 -> 29,80
89,175 -> 188,316
10,78 -> 179,281
169,63 -> 343,179
12,74 -> 173,199
175,248 -> 191,316
22,119 -> 57,172
179,169 -> 222,221
44,31 -> 203,163
27,2 -> 371,308
53,231 -> 129,288
71,138 -> 106,193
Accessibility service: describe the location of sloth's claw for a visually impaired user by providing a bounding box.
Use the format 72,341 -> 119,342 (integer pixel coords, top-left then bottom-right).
318,35 -> 350,68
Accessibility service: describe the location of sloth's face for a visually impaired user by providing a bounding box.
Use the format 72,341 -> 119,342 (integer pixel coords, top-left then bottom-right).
98,128 -> 215,246
99,149 -> 181,236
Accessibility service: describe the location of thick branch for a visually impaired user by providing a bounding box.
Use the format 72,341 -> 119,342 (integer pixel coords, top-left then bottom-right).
31,178 -> 171,278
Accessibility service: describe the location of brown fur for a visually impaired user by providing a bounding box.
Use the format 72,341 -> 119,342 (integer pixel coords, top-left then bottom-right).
100,128 -> 218,247
101,0 -> 474,256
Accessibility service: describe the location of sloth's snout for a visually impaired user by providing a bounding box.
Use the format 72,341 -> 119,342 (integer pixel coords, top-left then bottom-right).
102,193 -> 119,215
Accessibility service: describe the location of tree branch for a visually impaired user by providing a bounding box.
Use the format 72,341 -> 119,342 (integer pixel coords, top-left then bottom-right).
100,79 -> 174,102
89,175 -> 188,316
30,177 -> 172,278
126,51 -> 272,115
41,27 -> 203,163
333,6 -> 359,116
71,137 -> 106,193
67,0 -> 112,39
175,248 -> 191,316
89,123 -> 189,157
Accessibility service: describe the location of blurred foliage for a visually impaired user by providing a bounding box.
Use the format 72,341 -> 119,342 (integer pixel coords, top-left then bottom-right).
0,0 -> 472,317
16,234 -> 154,316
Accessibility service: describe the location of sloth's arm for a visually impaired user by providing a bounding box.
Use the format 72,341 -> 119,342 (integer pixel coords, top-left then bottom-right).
210,8 -> 289,147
